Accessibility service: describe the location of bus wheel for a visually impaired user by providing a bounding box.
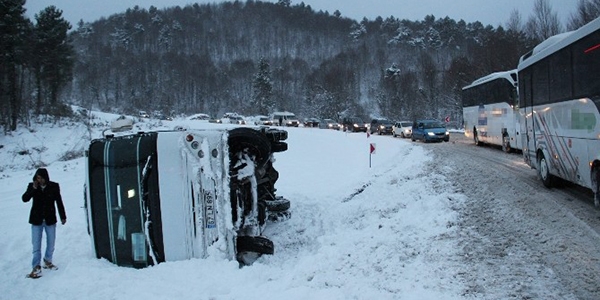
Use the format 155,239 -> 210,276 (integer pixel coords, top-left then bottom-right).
502,135 -> 512,153
538,153 -> 554,188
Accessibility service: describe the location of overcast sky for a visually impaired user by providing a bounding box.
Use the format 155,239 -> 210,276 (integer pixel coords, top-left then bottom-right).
25,0 -> 578,28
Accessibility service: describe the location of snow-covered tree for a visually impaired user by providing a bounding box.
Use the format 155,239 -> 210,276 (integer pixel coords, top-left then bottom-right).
252,57 -> 274,115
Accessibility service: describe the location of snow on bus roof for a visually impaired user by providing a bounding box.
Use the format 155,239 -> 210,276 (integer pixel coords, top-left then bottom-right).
462,69 -> 516,90
531,31 -> 574,56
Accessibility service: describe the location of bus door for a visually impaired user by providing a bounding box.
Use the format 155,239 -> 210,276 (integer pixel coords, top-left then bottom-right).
520,71 -> 536,167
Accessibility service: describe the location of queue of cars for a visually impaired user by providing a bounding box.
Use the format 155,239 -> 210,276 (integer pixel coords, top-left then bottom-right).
340,117 -> 450,143
142,111 -> 449,143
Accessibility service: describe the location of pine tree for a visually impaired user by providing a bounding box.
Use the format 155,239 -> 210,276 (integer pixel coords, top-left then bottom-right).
252,57 -> 274,115
32,6 -> 74,115
0,0 -> 30,130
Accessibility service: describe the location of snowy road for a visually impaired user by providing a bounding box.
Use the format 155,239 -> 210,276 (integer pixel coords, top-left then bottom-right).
424,133 -> 600,299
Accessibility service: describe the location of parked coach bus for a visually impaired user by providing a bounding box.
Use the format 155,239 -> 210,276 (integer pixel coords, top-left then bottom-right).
518,17 -> 600,207
462,69 -> 522,152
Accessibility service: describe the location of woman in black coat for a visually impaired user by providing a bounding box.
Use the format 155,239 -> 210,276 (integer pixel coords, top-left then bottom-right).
22,168 -> 67,278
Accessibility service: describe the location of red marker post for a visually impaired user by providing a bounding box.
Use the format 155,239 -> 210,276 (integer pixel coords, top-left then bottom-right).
369,143 -> 376,168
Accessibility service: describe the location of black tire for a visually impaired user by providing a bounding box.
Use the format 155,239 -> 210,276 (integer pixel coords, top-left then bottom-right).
538,152 -> 554,188
271,142 -> 288,153
228,127 -> 271,168
265,197 -> 291,212
236,235 -> 274,255
411,135 -> 416,142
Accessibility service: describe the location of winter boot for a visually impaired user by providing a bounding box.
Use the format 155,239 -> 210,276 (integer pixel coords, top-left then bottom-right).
27,265 -> 42,279
43,259 -> 58,270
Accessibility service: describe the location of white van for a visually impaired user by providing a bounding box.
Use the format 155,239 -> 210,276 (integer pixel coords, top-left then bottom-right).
270,111 -> 299,127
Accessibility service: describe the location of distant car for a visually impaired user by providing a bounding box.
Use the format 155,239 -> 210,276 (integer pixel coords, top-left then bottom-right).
393,121 -> 412,138
303,118 -> 320,128
188,113 -> 212,121
253,115 -> 273,126
369,118 -> 394,135
341,117 -> 367,132
228,115 -> 247,125
319,119 -> 341,130
219,113 -> 246,125
153,112 -> 173,121
411,119 -> 449,143
139,111 -> 150,118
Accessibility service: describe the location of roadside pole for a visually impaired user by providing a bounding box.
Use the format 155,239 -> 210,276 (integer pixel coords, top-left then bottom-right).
369,143 -> 376,168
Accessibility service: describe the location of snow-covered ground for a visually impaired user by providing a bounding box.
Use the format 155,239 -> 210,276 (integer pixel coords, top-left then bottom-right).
0,110 -> 467,299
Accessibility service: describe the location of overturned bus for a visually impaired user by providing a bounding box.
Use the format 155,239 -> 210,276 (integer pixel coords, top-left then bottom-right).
84,127 -> 290,268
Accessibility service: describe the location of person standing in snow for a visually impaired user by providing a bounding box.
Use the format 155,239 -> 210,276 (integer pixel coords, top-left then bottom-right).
22,168 -> 67,279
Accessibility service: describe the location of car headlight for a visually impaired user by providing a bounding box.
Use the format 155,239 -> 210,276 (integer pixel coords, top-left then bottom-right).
353,124 -> 358,127
427,132 -> 435,136
445,131 -> 450,135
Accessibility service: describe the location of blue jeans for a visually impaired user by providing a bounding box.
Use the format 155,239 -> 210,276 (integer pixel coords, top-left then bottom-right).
31,221 -> 56,268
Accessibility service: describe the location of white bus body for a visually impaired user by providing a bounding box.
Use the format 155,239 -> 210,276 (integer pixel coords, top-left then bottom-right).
462,70 -> 522,152
518,17 -> 600,206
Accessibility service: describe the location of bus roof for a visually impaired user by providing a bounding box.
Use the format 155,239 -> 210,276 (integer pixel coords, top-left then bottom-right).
518,16 -> 600,70
271,111 -> 295,116
462,69 -> 517,91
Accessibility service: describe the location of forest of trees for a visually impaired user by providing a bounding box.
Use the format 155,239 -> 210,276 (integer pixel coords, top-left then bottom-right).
2,0 -> 600,132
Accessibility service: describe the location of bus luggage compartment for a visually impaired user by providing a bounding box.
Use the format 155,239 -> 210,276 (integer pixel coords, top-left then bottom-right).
84,127 -> 289,268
